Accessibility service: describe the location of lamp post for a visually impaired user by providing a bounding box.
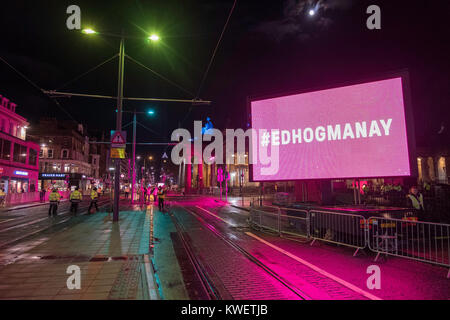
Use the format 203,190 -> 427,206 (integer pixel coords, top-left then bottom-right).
64,28 -> 210,220
81,29 -> 159,221
121,109 -> 155,204
113,35 -> 125,222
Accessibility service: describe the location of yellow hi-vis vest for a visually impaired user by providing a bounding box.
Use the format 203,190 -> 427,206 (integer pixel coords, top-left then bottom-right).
49,192 -> 61,202
91,190 -> 98,200
70,190 -> 82,201
407,194 -> 424,210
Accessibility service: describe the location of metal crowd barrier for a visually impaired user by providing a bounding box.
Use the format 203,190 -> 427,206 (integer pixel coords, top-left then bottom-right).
309,210 -> 366,256
279,207 -> 309,238
367,217 -> 450,275
249,205 -> 309,238
248,205 -> 450,277
249,206 -> 279,233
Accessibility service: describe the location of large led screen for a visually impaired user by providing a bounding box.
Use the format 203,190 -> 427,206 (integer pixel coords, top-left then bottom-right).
250,77 -> 412,181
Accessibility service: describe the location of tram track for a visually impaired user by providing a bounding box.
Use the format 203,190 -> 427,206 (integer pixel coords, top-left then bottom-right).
0,199 -> 111,250
173,202 -> 381,300
170,204 -> 310,300
170,212 -> 222,300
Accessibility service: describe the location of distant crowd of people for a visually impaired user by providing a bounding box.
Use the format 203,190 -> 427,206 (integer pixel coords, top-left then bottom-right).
46,182 -> 169,218
137,184 -> 167,212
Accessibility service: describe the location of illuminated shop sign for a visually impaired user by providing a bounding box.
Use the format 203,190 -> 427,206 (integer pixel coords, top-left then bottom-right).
14,171 -> 29,176
41,173 -> 67,178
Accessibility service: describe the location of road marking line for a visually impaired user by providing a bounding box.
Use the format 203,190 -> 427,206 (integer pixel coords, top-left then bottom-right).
195,206 -> 234,226
0,218 -> 15,225
245,231 -> 382,301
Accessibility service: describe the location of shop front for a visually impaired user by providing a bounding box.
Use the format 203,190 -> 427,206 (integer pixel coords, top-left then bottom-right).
38,172 -> 92,192
0,165 -> 38,194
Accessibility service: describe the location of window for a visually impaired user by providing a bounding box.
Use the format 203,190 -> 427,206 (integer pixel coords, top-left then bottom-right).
47,149 -> 53,158
1,140 -> 11,160
61,149 -> 68,159
13,143 -> 27,164
29,149 -> 37,166
39,149 -> 43,158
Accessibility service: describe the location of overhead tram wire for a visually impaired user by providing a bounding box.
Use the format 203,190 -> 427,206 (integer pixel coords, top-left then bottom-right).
55,54 -> 119,90
179,0 -> 238,128
195,0 -> 237,99
0,55 -> 79,122
125,54 -> 195,97
136,121 -> 165,138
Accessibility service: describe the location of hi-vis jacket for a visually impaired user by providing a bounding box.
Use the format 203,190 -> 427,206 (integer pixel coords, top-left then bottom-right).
157,190 -> 165,199
90,190 -> 98,201
49,191 -> 61,202
70,190 -> 82,202
407,193 -> 424,210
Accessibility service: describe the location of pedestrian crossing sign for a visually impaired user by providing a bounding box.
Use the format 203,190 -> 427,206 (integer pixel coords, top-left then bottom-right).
111,130 -> 127,148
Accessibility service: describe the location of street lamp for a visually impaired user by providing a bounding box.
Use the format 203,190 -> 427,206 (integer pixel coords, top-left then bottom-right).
308,9 -> 315,16
78,29 -> 160,220
82,28 -> 97,35
148,34 -> 160,42
69,27 -> 210,218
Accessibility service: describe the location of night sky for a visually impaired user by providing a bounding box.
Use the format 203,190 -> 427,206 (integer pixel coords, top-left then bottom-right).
0,0 -> 449,159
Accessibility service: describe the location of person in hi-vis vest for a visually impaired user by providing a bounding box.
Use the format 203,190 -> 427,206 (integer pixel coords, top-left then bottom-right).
406,186 -> 425,219
88,187 -> 99,214
49,188 -> 62,217
69,187 -> 83,215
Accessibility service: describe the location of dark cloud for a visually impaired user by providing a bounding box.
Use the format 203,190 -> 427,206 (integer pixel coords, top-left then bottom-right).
252,0 -> 354,42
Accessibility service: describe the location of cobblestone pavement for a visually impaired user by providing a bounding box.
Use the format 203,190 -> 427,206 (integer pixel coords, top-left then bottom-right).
0,205 -> 158,300
171,206 -> 301,300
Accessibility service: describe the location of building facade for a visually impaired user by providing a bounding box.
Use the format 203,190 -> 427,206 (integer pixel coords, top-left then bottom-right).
28,119 -> 97,192
0,93 -> 40,194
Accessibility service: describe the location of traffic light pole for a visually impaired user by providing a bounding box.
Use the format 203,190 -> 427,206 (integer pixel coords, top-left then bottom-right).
131,111 -> 136,204
113,36 -> 125,222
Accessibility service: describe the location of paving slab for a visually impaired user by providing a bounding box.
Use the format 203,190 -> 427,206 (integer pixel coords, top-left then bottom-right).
0,206 -> 159,300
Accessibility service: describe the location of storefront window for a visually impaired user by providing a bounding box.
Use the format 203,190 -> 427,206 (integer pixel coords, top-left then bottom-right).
1,139 -> 11,160
9,178 -> 29,193
29,148 -> 37,166
13,143 -> 27,164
